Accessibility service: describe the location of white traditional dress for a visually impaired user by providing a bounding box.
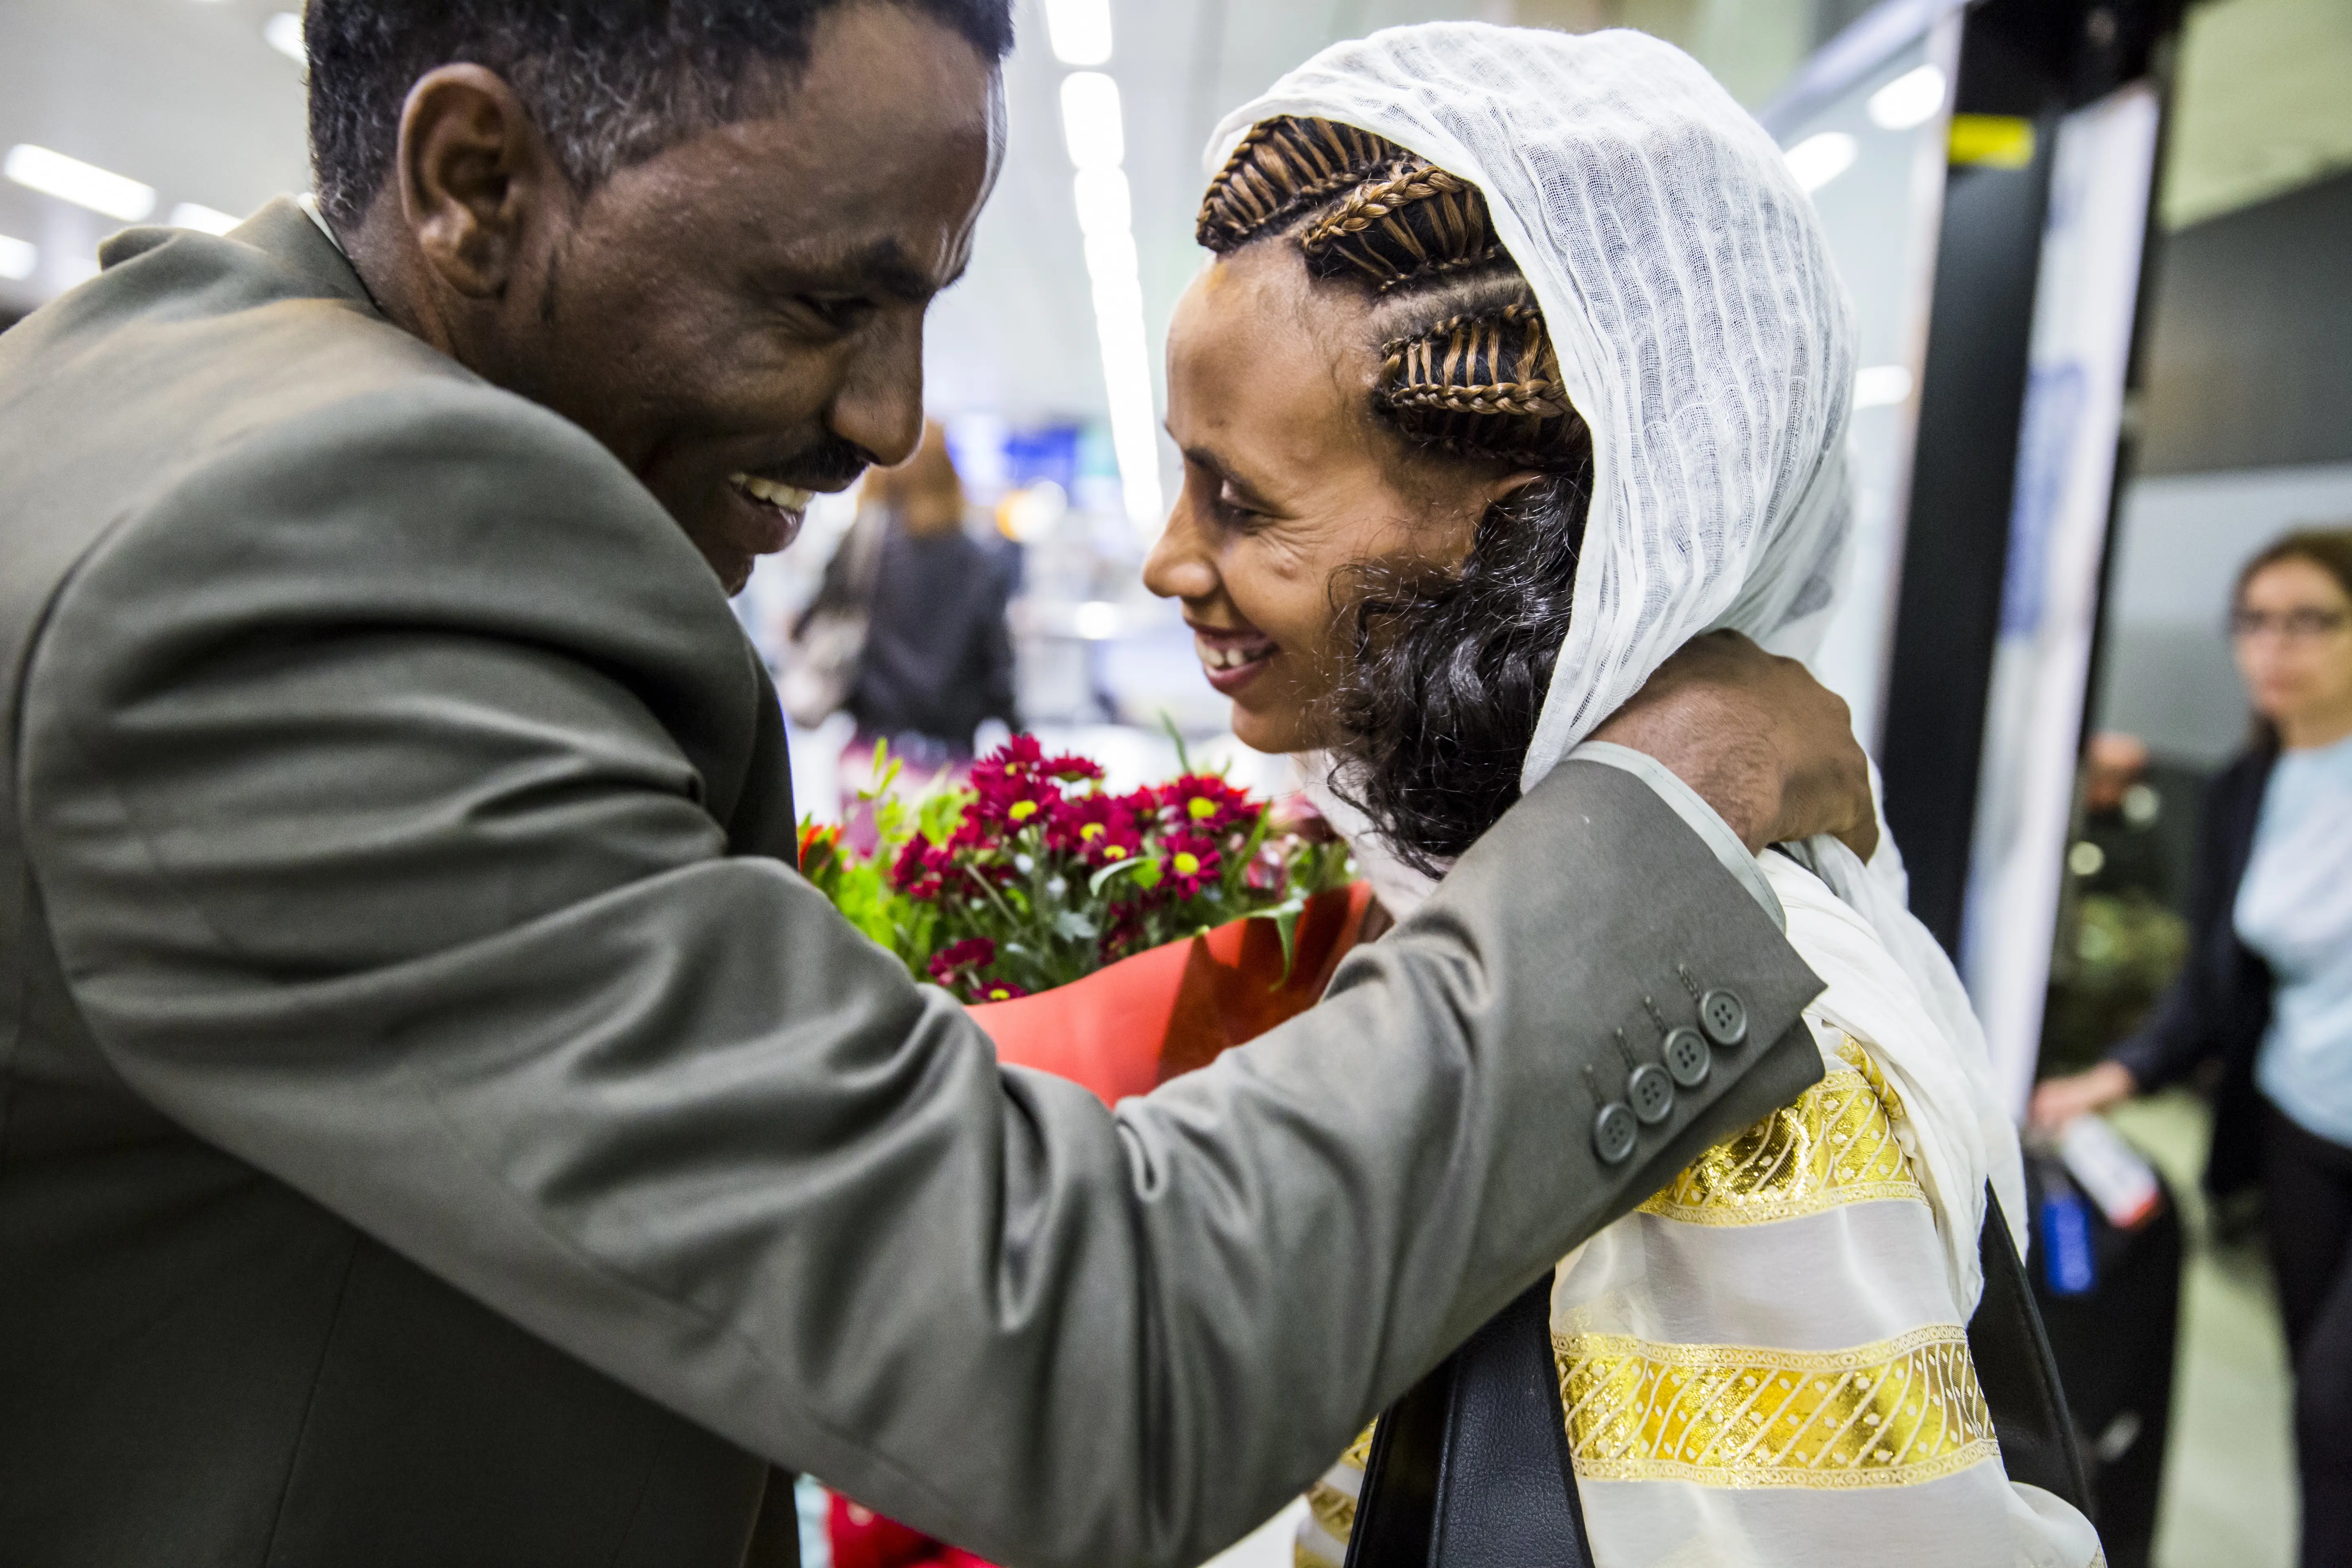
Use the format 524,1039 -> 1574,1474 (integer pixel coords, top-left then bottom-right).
1290,832 -> 2103,1568
1208,21 -> 2108,1568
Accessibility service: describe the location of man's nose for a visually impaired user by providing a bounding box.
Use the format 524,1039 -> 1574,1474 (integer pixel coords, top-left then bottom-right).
826,310 -> 927,468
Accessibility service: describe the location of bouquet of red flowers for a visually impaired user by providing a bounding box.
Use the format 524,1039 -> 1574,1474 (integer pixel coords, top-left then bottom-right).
804,739 -> 1371,1568
798,734 -> 1354,1005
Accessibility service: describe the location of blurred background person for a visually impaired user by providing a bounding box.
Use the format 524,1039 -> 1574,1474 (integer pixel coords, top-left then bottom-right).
2037,731 -> 2196,1085
788,420 -> 1020,820
2035,527 -> 2352,1568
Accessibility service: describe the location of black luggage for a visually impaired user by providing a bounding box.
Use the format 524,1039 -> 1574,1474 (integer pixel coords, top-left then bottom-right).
2025,1150 -> 2185,1568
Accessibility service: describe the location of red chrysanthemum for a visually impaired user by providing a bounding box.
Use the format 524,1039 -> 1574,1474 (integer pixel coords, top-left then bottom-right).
971,734 -> 1047,788
1109,787 -> 1161,827
928,936 -> 998,986
1159,773 -> 1257,833
974,978 -> 1031,1003
1159,832 -> 1223,898
1098,902 -> 1147,961
971,766 -> 1060,831
1047,793 -> 1143,866
891,835 -> 945,900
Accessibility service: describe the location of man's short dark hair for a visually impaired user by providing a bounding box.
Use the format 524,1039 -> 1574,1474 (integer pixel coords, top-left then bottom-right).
305,0 -> 1017,229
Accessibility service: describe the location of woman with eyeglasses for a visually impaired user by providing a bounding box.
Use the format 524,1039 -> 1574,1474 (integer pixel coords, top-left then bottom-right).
2034,526 -> 2352,1567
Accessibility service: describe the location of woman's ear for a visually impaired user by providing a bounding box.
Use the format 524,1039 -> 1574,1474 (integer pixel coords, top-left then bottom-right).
1488,470 -> 1550,510
396,65 -> 560,301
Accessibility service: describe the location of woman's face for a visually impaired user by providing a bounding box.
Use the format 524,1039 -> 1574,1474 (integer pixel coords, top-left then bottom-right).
1144,245 -> 1527,753
2233,556 -> 2352,735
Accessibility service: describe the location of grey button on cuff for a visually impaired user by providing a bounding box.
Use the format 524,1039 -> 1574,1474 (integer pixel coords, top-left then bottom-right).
1700,987 -> 1750,1047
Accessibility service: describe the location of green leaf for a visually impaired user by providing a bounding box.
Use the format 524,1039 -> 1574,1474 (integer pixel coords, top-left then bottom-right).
1052,908 -> 1098,942
1088,855 -> 1152,899
1158,710 -> 1194,775
1268,895 -> 1309,985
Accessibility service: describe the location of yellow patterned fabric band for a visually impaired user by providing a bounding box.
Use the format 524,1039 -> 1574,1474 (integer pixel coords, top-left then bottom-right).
1306,1481 -> 1356,1543
1636,1038 -> 1923,1227
1556,1325 -> 1998,1490
1307,1429 -> 1373,1551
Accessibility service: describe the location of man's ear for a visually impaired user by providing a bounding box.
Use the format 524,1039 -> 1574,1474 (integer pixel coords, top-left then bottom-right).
395,64 -> 558,300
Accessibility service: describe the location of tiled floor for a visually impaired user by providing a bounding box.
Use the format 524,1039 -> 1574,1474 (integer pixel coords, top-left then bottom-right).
2109,1091 -> 2299,1568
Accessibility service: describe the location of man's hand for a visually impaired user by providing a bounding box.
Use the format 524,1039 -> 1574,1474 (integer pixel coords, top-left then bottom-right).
1590,631 -> 1877,858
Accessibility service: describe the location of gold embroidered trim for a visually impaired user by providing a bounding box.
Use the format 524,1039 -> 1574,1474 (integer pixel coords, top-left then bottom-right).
1298,1422 -> 1375,1550
1556,1325 -> 1998,1489
1306,1481 -> 1356,1543
1294,1538 -> 1343,1568
1636,1036 -> 1923,1227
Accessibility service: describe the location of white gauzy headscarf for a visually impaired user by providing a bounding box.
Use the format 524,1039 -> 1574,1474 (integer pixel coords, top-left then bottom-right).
1218,24 -> 2028,1294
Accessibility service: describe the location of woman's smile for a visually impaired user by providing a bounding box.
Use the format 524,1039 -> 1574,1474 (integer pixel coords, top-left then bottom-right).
1191,623 -> 1278,694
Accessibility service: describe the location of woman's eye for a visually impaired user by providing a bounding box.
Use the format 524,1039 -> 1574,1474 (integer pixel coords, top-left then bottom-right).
1212,485 -> 1265,526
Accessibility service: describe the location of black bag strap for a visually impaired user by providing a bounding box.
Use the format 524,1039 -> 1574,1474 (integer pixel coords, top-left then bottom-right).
1344,1192 -> 2091,1568
1969,1187 -> 2095,1513
1341,1278 -> 1593,1568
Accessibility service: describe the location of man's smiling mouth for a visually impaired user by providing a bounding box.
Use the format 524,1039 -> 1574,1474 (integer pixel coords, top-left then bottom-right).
729,472 -> 817,514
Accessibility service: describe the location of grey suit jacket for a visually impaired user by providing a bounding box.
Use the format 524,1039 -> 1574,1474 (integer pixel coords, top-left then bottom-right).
0,201 -> 1824,1568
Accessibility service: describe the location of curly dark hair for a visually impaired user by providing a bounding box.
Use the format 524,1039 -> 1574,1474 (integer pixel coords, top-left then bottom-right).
1198,117 -> 1595,871
304,0 -> 1017,230
1326,473 -> 1590,876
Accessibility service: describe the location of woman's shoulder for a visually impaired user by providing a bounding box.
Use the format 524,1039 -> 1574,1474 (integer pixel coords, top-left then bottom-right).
1753,848 -> 1945,1057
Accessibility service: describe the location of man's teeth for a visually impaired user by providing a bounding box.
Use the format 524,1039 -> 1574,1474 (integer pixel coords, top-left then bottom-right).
729,473 -> 815,510
1199,641 -> 1267,671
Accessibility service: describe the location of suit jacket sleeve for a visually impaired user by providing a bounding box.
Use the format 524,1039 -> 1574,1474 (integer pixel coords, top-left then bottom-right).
20,382 -> 1823,1568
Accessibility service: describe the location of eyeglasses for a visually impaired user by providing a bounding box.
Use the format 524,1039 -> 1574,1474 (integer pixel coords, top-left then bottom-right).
2229,608 -> 2351,641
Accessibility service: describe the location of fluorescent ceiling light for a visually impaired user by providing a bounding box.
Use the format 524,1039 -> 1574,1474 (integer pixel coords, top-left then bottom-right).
1059,73 -> 1125,172
1854,364 -> 1915,408
1071,166 -> 1131,238
0,234 -> 36,282
1083,228 -> 1140,285
1042,0 -> 1113,66
264,12 -> 305,62
1058,69 -> 1157,526
170,202 -> 241,235
1867,65 -> 1948,131
4,144 -> 158,221
1785,131 -> 1858,194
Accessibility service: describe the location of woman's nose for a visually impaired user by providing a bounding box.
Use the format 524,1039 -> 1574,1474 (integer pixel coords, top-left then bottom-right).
1143,506 -> 1217,603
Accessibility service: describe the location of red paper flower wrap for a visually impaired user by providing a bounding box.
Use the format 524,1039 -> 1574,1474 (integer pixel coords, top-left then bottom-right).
967,880 -> 1375,1100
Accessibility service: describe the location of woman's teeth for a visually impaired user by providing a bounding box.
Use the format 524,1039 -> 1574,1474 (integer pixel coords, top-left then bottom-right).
729,473 -> 815,512
1196,637 -> 1271,670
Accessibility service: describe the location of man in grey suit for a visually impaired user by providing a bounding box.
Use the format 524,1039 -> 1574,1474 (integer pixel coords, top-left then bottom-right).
0,2 -> 1876,1564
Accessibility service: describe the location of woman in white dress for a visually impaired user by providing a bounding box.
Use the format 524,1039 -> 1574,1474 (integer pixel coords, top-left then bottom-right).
1142,24 -> 2105,1568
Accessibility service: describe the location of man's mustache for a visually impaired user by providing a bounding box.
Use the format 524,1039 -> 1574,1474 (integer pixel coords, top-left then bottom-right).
775,437 -> 875,494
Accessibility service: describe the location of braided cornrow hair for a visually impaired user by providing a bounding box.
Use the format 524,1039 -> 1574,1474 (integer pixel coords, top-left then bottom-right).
1196,116 -> 1597,871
